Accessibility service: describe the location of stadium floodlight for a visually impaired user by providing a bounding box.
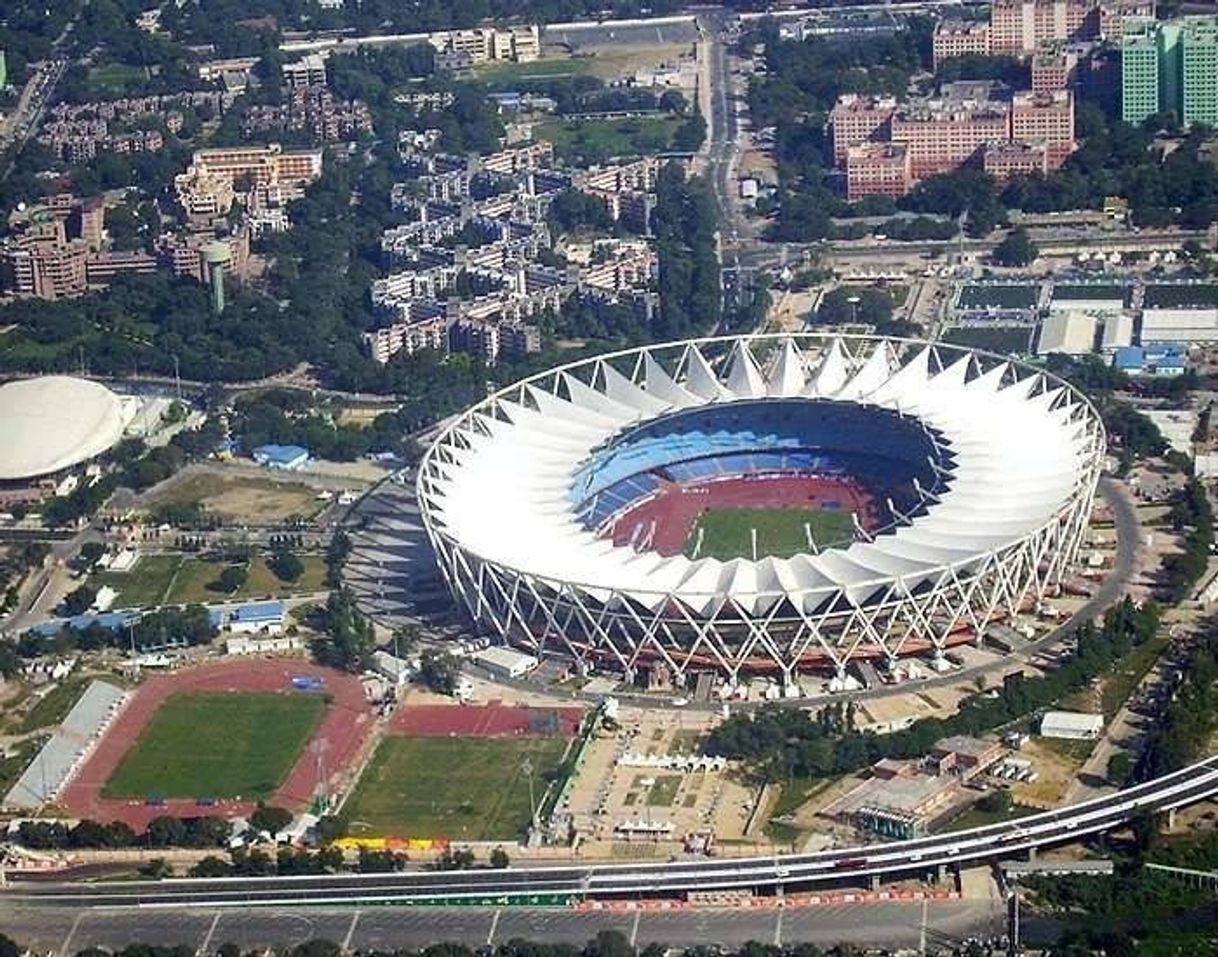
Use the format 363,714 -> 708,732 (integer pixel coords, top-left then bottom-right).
417,333 -> 1105,686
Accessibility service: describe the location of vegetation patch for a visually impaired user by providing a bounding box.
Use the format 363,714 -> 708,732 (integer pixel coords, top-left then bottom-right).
103,692 -> 325,800
686,506 -> 855,561
343,735 -> 569,840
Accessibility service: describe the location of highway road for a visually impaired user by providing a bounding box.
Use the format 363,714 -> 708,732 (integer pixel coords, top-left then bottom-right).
7,754 -> 1217,911
0,897 -> 1000,953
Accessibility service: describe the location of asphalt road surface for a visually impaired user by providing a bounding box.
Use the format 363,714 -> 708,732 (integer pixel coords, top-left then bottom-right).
0,899 -> 1001,954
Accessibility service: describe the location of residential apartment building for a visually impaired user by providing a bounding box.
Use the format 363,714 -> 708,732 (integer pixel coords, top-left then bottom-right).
428,25 -> 540,64
1031,47 -> 1076,93
1010,89 -> 1075,167
932,21 -> 991,69
890,98 -> 1009,179
364,316 -> 449,363
982,139 -> 1049,179
1122,16 -> 1218,125
282,54 -> 328,90
845,143 -> 913,200
829,94 -> 898,164
187,144 -> 323,187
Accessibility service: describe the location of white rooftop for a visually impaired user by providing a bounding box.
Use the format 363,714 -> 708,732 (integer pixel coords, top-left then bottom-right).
0,376 -> 130,480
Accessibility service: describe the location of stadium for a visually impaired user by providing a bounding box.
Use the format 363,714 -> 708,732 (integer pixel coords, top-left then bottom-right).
417,334 -> 1105,686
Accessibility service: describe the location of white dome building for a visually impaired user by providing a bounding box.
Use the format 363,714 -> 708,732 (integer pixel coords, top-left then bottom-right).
417,334 -> 1106,684
0,376 -> 131,483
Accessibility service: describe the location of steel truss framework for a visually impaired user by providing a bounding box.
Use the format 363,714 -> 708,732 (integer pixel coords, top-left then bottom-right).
417,333 -> 1106,684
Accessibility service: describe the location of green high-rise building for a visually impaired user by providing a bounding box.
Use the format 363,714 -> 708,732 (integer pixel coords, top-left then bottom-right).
1122,16 -> 1218,126
1181,17 -> 1218,125
0,50 -> 7,90
1122,20 -> 1160,125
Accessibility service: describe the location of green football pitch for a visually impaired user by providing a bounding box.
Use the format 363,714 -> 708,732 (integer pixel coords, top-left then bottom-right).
684,507 -> 856,561
102,692 -> 325,800
343,736 -> 571,840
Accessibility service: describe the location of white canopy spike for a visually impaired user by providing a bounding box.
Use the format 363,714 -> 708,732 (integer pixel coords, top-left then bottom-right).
726,340 -> 767,397
684,345 -> 731,400
807,338 -> 849,396
598,361 -> 670,415
644,353 -> 697,407
767,338 -> 807,397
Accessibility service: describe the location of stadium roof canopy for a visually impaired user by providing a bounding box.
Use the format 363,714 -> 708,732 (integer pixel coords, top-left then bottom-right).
0,376 -> 129,481
420,336 -> 1103,615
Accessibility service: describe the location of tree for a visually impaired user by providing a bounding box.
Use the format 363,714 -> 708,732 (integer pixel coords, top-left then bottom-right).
489,846 -> 510,868
76,541 -> 106,571
146,815 -> 188,847
250,804 -> 293,836
991,227 -> 1039,266
417,649 -> 460,696
62,583 -> 98,616
212,564 -> 249,595
138,857 -> 174,879
269,548 -> 305,583
1107,752 -> 1134,787
977,788 -> 1013,815
310,589 -> 374,672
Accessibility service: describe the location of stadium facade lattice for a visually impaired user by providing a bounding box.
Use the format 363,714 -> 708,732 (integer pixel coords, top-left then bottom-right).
417,334 -> 1105,685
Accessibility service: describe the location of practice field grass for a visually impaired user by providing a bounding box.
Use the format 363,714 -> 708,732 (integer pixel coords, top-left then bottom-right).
1050,283 -> 1129,304
1144,284 -> 1218,308
93,554 -> 326,608
102,692 -> 325,800
534,115 -> 683,164
685,507 -> 855,561
956,284 -> 1039,310
941,325 -> 1034,356
343,736 -> 570,840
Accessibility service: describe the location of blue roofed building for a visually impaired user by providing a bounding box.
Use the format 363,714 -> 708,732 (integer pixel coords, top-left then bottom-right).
225,600 -> 286,635
1113,344 -> 1187,377
252,444 -> 309,470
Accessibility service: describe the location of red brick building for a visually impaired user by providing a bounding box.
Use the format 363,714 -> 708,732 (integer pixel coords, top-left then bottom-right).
845,143 -> 914,200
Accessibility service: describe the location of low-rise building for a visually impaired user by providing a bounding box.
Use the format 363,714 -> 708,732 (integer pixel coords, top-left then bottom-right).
252,444 -> 310,470
1040,710 -> 1103,739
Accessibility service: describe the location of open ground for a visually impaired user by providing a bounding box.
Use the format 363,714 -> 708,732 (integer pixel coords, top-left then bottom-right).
143,466 -> 323,524
101,691 -> 326,801
343,735 -> 570,841
92,553 -> 328,608
60,659 -> 374,829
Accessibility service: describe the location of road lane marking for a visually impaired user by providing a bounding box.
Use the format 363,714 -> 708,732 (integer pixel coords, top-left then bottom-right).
342,910 -> 361,951
199,912 -> 221,955
919,897 -> 928,955
630,908 -> 641,946
774,906 -> 783,947
59,912 -> 83,957
487,909 -> 501,946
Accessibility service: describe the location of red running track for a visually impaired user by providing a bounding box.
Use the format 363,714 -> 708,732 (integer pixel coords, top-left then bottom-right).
59,659 -> 375,829
607,473 -> 876,557
389,702 -> 584,738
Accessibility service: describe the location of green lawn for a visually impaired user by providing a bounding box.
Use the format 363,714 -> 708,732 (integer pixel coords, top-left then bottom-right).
942,800 -> 1040,832
93,554 -> 327,608
87,62 -> 149,93
956,283 -> 1039,309
20,677 -> 91,734
102,692 -> 326,800
1144,284 -> 1218,308
475,58 -> 590,84
941,325 -> 1035,356
534,115 -> 683,164
685,507 -> 855,561
344,736 -> 570,840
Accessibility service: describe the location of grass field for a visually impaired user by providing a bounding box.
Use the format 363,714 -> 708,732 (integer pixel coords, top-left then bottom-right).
93,554 -> 326,608
941,325 -> 1034,356
685,507 -> 855,561
474,58 -> 591,84
103,692 -> 325,800
1144,284 -> 1218,308
146,470 -> 322,524
344,736 -> 570,840
87,62 -> 149,93
20,677 -> 90,734
1050,283 -> 1129,304
534,115 -> 683,164
956,283 -> 1039,310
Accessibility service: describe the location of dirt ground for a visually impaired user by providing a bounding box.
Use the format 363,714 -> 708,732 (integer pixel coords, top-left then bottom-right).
1009,738 -> 1095,809
144,467 -> 322,524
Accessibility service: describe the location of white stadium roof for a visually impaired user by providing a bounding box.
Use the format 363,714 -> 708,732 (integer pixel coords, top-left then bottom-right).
417,334 -> 1105,679
423,338 -> 1098,612
0,376 -> 130,481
